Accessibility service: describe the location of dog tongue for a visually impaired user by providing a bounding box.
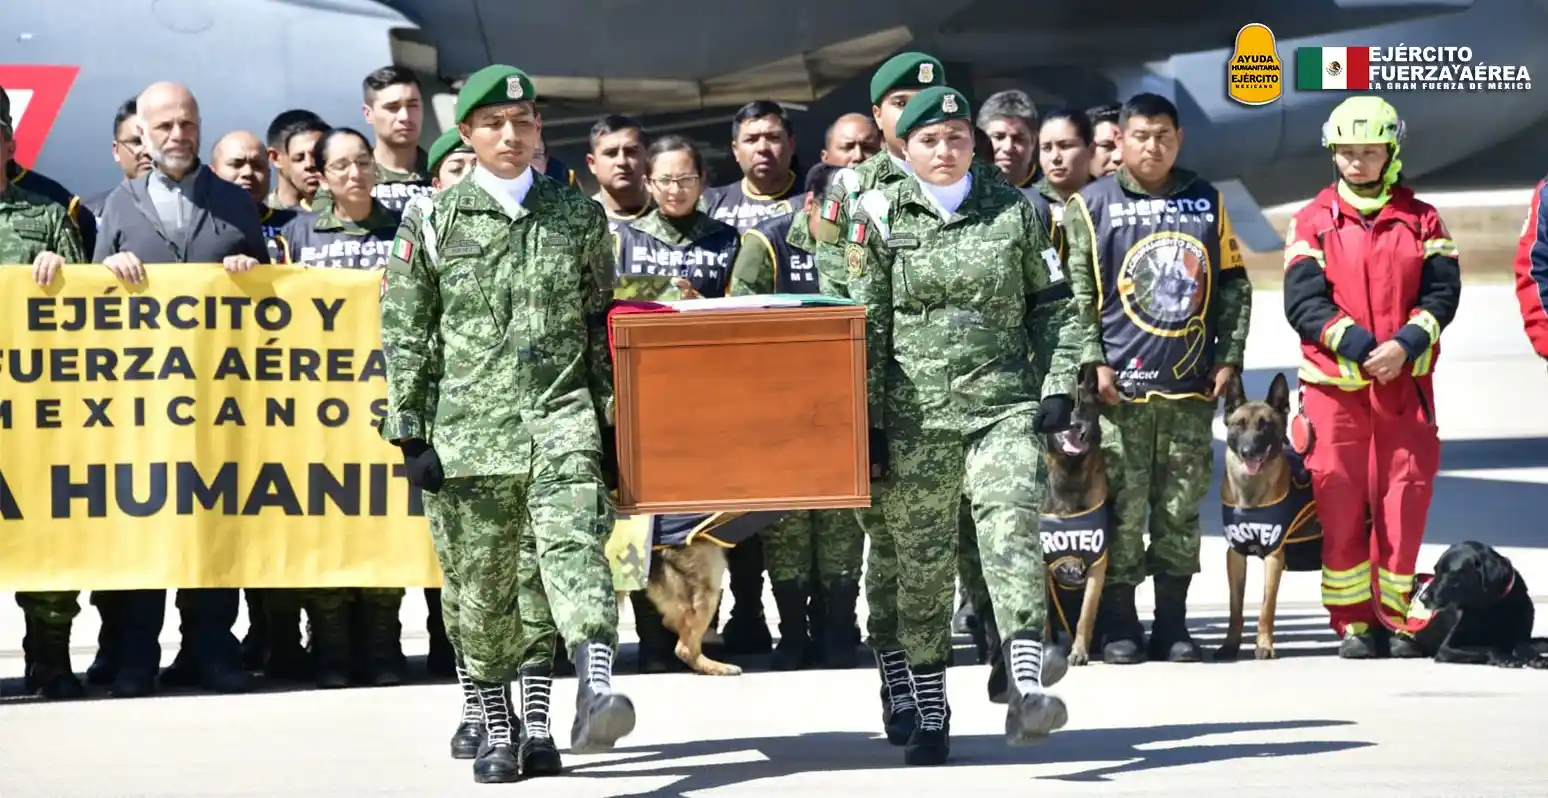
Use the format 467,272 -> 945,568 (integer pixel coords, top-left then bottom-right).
1058,430 -> 1083,455
1243,458 -> 1263,475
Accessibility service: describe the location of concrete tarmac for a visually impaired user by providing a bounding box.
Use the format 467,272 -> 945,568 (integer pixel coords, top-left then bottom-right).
3,285 -> 1547,796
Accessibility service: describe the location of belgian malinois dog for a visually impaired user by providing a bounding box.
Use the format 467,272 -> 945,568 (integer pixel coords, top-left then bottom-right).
1216,372 -> 1321,661
1041,367 -> 1110,667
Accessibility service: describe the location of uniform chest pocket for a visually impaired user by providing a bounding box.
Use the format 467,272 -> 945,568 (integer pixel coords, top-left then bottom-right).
896,230 -> 1014,305
438,259 -> 506,349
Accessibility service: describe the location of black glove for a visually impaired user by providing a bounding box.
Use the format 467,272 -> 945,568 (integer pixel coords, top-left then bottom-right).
868,428 -> 889,481
1033,395 -> 1075,433
600,427 -> 620,491
398,438 -> 445,494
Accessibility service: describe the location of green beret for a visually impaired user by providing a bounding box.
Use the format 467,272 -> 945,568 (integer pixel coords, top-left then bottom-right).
455,65 -> 537,123
869,52 -> 946,105
427,127 -> 472,175
895,86 -> 972,140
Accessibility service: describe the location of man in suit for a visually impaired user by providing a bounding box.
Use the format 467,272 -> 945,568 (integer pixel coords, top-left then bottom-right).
91,81 -> 269,698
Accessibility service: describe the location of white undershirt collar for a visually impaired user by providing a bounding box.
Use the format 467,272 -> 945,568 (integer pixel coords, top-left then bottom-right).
917,172 -> 971,216
472,165 -> 535,217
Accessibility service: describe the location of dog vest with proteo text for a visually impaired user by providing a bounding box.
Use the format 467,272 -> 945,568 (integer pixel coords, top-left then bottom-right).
1042,502 -> 1112,637
1220,448 -> 1322,571
1076,172 -> 1229,398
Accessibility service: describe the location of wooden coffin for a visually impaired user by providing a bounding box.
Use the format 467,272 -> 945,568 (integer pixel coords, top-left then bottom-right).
610,305 -> 871,514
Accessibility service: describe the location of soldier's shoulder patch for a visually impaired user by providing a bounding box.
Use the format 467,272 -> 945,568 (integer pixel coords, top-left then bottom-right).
846,242 -> 866,278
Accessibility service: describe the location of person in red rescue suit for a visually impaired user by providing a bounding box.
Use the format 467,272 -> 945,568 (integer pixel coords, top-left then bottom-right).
1282,97 -> 1461,659
1511,175 -> 1548,360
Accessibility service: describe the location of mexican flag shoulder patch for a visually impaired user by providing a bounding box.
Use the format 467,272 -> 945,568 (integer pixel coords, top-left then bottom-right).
391,237 -> 414,262
846,221 -> 867,245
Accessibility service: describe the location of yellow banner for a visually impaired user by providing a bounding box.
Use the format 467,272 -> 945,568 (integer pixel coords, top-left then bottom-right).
0,264 -> 442,590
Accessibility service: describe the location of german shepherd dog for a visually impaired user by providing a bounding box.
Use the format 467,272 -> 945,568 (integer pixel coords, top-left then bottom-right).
1041,367 -> 1110,667
1216,372 -> 1322,660
614,512 -> 778,677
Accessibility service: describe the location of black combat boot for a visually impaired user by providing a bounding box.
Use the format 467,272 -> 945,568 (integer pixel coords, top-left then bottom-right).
1146,575 -> 1202,663
903,662 -> 951,766
449,662 -> 486,759
770,580 -> 812,671
553,645 -> 576,678
1003,637 -> 1069,746
951,596 -> 977,637
262,595 -> 311,682
517,665 -> 564,776
629,592 -> 679,674
108,590 -> 164,699
721,542 -> 773,656
26,621 -> 84,700
240,589 -> 268,671
424,588 -> 455,678
86,593 -> 121,686
820,579 -> 861,669
159,605 -> 200,688
308,600 -> 352,689
362,597 -> 406,686
1338,624 -> 1377,659
1099,583 -> 1147,664
21,616 -> 37,693
1389,631 -> 1426,659
875,649 -> 918,745
471,680 -> 522,783
807,582 -> 829,662
570,641 -> 637,754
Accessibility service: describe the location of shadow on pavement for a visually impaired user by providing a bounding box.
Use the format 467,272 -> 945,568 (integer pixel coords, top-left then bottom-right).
566,720 -> 1371,795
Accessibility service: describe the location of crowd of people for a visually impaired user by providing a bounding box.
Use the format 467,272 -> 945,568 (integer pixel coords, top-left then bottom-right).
1,48 -> 1464,783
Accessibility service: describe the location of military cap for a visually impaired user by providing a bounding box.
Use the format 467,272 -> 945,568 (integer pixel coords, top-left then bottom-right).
427,127 -> 472,175
869,52 -> 947,105
455,65 -> 537,123
895,86 -> 972,140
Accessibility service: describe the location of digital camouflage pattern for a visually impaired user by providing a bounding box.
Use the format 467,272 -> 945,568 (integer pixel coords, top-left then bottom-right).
885,414 -> 1053,665
846,170 -> 1093,665
0,181 -> 85,266
850,171 -> 1088,432
379,170 -> 615,470
5,180 -> 87,630
955,498 -> 993,622
852,503 -> 900,650
1101,398 -> 1215,584
1061,167 -> 1250,584
761,510 -> 865,585
381,171 -> 618,683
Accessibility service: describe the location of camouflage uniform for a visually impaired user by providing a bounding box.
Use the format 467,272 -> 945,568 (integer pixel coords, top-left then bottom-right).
3,179 -> 88,699
730,209 -> 865,669
836,86 -> 1091,763
382,66 -> 635,779
1063,165 -> 1252,662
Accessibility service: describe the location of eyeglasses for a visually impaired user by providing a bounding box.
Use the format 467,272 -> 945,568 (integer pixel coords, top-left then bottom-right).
649,175 -> 700,190
324,157 -> 374,175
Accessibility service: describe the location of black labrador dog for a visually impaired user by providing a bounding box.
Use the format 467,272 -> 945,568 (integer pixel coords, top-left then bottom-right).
1414,541 -> 1548,668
